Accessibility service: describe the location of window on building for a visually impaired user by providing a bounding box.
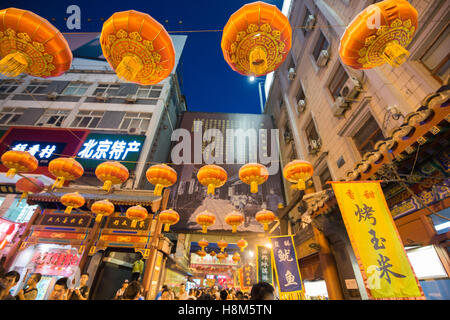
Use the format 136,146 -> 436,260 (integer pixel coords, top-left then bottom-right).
283,122 -> 293,144
420,24 -> 449,83
328,63 -> 349,100
22,81 -> 51,94
296,84 -> 305,103
312,31 -> 330,62
0,107 -> 25,125
301,8 -> 312,36
352,114 -> 385,156
71,110 -> 104,128
305,118 -> 319,143
62,82 -> 91,96
36,109 -> 70,127
119,112 -> 152,132
93,83 -> 121,96
319,166 -> 332,189
0,80 -> 20,94
136,85 -> 163,99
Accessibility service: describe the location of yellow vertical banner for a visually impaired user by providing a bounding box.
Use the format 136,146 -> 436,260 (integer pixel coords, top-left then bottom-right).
331,181 -> 425,299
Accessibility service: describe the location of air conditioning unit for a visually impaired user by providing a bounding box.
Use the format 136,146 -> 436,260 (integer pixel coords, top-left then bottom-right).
340,77 -> 362,101
95,92 -> 108,102
288,68 -> 296,81
297,99 -> 306,113
307,139 -> 321,154
316,50 -> 330,67
47,91 -> 58,100
304,15 -> 316,31
127,127 -> 143,135
126,94 -> 137,103
332,96 -> 349,117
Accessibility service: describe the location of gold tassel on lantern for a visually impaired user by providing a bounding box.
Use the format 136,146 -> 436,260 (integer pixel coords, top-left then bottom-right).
0,52 -> 29,77
115,55 -> 143,82
249,46 -> 267,75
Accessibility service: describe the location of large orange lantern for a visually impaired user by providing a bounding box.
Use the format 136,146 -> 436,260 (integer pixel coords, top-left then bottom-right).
225,211 -> 244,233
91,199 -> 115,223
126,205 -> 148,222
0,8 -> 72,78
232,252 -> 241,263
339,0 -> 418,69
239,163 -> 269,193
1,151 -> 38,178
159,208 -> 180,232
100,10 -> 175,85
218,239 -> 228,252
197,165 -> 227,195
283,160 -> 314,190
198,238 -> 209,251
146,164 -> 177,196
48,157 -> 84,189
221,1 -> 292,77
95,161 -> 129,192
237,238 -> 248,252
15,177 -> 44,203
195,210 -> 216,234
255,209 -> 276,231
60,192 -> 85,214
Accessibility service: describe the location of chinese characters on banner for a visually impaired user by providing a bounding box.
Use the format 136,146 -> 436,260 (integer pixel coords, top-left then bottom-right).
106,216 -> 151,231
269,235 -> 304,300
11,141 -> 66,164
242,263 -> 256,288
331,181 -> 425,299
256,245 -> 273,285
38,214 -> 91,228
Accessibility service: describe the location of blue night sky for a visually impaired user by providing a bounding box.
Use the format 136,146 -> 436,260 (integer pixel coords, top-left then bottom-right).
2,0 -> 286,114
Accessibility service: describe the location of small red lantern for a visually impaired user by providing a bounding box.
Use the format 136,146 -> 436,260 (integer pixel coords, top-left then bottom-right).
217,252 -> 226,261
158,208 -> 180,232
237,238 -> 248,252
218,239 -> 228,252
209,250 -> 216,257
91,199 -> 115,223
197,250 -> 206,258
232,252 -> 241,263
198,238 -> 209,251
195,210 -> 216,234
255,209 -> 276,231
225,210 -> 245,233
60,192 -> 85,214
15,177 -> 44,203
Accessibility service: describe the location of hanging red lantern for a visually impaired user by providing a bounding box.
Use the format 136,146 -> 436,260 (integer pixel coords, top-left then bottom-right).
0,8 -> 72,78
100,10 -> 175,85
198,238 -> 209,251
221,1 -> 292,77
48,157 -> 84,189
126,205 -> 148,221
195,210 -> 216,234
158,208 -> 180,232
15,177 -> 44,203
209,250 -> 216,257
197,250 -> 206,258
283,160 -> 314,190
237,238 -> 248,252
95,161 -> 129,192
255,209 -> 276,231
146,164 -> 177,196
224,211 -> 244,233
1,151 -> 38,178
91,199 -> 115,223
218,239 -> 228,252
197,165 -> 227,195
232,252 -> 241,263
239,163 -> 269,193
339,0 -> 418,69
217,252 -> 226,261
60,192 -> 85,214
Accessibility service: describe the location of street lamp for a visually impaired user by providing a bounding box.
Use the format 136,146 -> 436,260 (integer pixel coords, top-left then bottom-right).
248,76 -> 265,114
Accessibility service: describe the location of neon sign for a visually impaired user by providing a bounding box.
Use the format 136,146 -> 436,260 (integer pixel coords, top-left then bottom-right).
31,251 -> 80,268
10,141 -> 67,164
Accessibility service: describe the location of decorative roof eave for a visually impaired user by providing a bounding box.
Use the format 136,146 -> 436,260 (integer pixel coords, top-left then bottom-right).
307,83 -> 449,216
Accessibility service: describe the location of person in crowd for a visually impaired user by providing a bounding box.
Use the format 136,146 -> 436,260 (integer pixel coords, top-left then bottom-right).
122,281 -> 142,300
235,290 -> 244,300
250,282 -> 275,300
169,287 -> 175,300
16,273 -> 41,300
155,284 -> 168,300
160,286 -> 172,300
219,289 -> 228,301
114,279 -> 129,300
178,283 -> 188,300
187,288 -> 196,300
68,272 -> 90,300
197,292 -> 214,300
49,277 -> 69,300
0,270 -> 20,300
266,188 -> 283,213
138,286 -> 145,300
131,253 -> 144,282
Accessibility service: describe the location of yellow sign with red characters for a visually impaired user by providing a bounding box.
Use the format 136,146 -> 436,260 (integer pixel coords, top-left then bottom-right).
331,181 -> 425,299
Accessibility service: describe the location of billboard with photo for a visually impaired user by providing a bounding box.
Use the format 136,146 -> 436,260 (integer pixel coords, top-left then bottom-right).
168,112 -> 284,233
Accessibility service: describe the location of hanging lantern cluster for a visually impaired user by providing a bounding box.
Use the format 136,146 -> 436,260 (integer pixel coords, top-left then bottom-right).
0,8 -> 72,78
339,0 -> 418,69
217,239 -> 228,252
100,10 -> 175,85
283,160 -> 314,191
237,238 -> 248,252
60,192 -> 85,214
95,161 -> 129,192
48,157 -> 84,189
255,209 -> 276,231
224,210 -> 244,233
15,177 -> 44,203
221,1 -> 292,77
158,208 -> 180,232
146,164 -> 177,196
91,199 -> 115,223
197,165 -> 228,195
195,210 -> 216,234
239,163 -> 269,193
1,151 -> 38,178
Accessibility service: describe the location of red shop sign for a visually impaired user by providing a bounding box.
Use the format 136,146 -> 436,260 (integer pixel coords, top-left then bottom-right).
0,218 -> 20,250
31,251 -> 80,268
